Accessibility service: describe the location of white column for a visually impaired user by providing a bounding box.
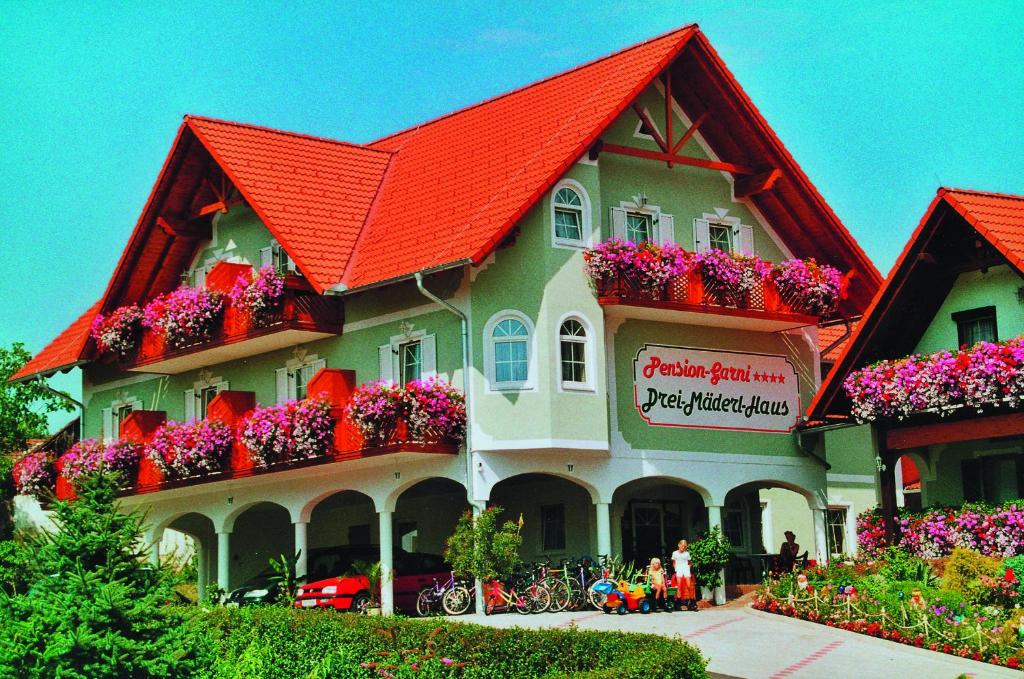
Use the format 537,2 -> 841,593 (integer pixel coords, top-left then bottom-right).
294,521 -> 309,582
378,510 -> 394,615
147,529 -> 162,566
196,540 -> 208,602
217,531 -> 231,594
812,508 -> 829,566
594,502 -> 612,559
706,505 -> 726,606
471,502 -> 485,614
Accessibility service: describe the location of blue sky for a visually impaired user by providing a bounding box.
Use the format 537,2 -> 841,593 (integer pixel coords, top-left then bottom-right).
2,2 -> 1022,430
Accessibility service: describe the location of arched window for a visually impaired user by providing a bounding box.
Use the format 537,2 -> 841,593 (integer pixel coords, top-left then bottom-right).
559,319 -> 587,386
551,180 -> 590,248
492,318 -> 529,385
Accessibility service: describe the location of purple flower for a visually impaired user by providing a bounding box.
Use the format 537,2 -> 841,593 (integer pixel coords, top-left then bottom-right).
13,451 -> 54,498
146,419 -> 233,479
143,286 -> 224,348
90,305 -> 143,355
229,265 -> 285,325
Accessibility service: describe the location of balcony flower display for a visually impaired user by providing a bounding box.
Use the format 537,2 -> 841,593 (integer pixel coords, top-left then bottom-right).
60,438 -> 140,483
582,238 -> 690,291
858,502 -> 1024,559
843,337 -> 1024,422
346,381 -> 404,445
772,258 -> 843,317
230,265 -> 285,326
694,250 -> 770,306
403,378 -> 467,443
90,304 -> 144,356
240,396 -> 333,465
12,450 -> 53,498
142,286 -> 225,348
146,418 -> 233,478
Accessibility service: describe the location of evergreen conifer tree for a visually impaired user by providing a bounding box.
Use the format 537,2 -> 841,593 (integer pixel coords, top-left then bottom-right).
0,472 -> 202,678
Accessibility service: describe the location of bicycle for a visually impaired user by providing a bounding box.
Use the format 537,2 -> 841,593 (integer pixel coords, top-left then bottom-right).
483,571 -> 550,615
415,571 -> 473,616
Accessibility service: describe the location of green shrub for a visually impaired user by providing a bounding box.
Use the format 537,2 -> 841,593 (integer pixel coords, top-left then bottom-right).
691,526 -> 731,590
189,607 -> 707,678
940,547 -> 1003,598
445,506 -> 522,582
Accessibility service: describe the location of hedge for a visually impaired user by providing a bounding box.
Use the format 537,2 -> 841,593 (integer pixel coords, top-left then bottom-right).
189,607 -> 708,678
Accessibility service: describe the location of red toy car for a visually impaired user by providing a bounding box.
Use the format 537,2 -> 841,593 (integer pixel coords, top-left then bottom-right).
294,547 -> 449,613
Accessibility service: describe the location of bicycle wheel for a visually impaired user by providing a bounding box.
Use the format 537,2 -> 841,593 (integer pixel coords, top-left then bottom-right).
529,585 -> 551,613
588,578 -> 614,610
512,591 -> 532,615
564,581 -> 584,611
415,588 -> 435,617
545,579 -> 571,612
442,585 -> 472,616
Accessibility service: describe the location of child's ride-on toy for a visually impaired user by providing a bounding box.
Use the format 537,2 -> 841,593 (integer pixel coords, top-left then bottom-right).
669,574 -> 699,611
601,580 -> 652,615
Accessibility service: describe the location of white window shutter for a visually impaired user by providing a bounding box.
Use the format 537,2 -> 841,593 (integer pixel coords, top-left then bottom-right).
101,407 -> 113,443
738,224 -> 755,256
195,266 -> 207,290
421,335 -> 437,378
610,207 -> 627,240
215,380 -> 229,393
658,213 -> 675,244
276,368 -> 290,404
307,358 -> 326,393
378,344 -> 394,382
183,389 -> 196,421
260,246 -> 273,268
693,218 -> 711,253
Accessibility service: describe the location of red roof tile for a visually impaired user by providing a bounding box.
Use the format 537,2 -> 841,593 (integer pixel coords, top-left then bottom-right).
942,189 -> 1024,270
818,319 -> 860,363
10,301 -> 100,382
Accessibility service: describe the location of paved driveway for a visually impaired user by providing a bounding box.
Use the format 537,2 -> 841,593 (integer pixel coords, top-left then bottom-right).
461,603 -> 1017,678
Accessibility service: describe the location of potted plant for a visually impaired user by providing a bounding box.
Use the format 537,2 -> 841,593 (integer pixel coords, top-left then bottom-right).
351,560 -> 384,615
691,525 -> 732,602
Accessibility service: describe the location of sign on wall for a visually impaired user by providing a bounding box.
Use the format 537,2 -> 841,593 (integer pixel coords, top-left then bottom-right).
633,344 -> 800,433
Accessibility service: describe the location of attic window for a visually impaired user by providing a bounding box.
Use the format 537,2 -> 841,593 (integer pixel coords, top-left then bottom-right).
953,306 -> 997,346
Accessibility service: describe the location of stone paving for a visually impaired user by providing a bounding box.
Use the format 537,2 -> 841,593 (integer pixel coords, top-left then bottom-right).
461,600 -> 1018,678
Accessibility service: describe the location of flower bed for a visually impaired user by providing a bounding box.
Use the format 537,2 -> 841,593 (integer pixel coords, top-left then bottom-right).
844,337 -> 1024,422
60,438 -> 140,483
143,286 -> 225,348
229,265 -> 284,326
240,397 -> 334,466
754,555 -> 1024,670
859,502 -> 1024,559
90,305 -> 143,355
582,238 -> 843,317
146,419 -> 233,479
347,380 -> 466,447
12,451 -> 53,499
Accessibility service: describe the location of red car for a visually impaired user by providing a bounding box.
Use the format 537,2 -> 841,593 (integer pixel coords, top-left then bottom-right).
294,548 -> 449,613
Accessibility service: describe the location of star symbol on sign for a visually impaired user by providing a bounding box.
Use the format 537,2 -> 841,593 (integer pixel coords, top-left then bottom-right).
753,372 -> 761,382
769,373 -> 778,384
778,373 -> 786,384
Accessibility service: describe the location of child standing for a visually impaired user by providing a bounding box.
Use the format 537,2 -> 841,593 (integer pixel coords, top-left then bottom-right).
647,557 -> 668,609
672,539 -> 696,607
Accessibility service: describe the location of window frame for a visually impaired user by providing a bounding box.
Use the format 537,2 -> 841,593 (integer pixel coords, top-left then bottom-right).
555,313 -> 595,393
825,506 -> 849,558
483,310 -> 536,392
541,504 -> 566,553
399,340 -> 422,384
277,354 -> 326,403
708,222 -> 734,253
550,179 -> 591,249
952,306 -> 998,347
625,211 -> 654,243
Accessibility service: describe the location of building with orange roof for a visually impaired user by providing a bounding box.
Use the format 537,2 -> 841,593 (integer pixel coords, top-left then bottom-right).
10,25 -> 880,610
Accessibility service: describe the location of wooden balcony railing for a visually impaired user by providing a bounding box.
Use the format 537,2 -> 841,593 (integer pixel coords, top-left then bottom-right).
53,369 -> 460,501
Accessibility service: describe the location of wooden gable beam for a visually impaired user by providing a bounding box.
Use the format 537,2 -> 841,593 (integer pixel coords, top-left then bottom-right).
156,215 -> 212,240
631,103 -> 668,152
672,111 -> 708,154
599,142 -> 758,175
734,168 -> 782,198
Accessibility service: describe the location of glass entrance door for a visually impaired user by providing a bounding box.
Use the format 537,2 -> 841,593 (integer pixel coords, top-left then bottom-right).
627,501 -> 685,564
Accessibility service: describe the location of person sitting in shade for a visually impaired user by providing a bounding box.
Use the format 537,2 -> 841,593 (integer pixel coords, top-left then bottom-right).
777,531 -> 800,572
646,557 -> 668,610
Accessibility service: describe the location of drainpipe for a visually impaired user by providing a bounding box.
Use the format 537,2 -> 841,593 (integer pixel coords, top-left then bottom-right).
414,272 -> 482,613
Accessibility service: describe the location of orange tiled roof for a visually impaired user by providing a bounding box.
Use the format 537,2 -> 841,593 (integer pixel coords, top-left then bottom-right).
10,301 -> 100,381
818,319 -> 860,363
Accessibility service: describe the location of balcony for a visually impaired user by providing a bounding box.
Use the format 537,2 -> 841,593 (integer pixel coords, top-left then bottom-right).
595,271 -> 819,332
52,369 -> 460,501
119,264 -> 343,374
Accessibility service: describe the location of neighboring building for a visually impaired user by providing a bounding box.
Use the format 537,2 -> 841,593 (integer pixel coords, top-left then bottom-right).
810,189 -> 1024,540
10,25 -> 880,610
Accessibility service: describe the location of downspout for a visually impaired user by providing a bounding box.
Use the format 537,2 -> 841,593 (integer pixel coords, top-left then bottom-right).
414,271 -> 482,613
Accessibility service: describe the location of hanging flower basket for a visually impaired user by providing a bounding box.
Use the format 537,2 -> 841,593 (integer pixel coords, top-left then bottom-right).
60,438 -> 140,484
12,450 -> 54,499
772,258 -> 843,317
146,419 -> 233,479
230,265 -> 285,327
90,305 -> 144,356
403,378 -> 467,444
143,286 -> 225,348
346,381 -> 404,446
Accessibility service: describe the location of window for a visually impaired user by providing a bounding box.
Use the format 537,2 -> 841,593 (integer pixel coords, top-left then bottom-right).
553,188 -> 583,242
954,306 -> 997,347
260,241 -> 299,276
541,504 -> 566,552
400,341 -> 422,383
113,402 -> 134,435
199,385 -> 219,415
492,318 -> 529,385
826,507 -> 848,557
709,223 -> 733,252
723,502 -> 747,550
277,357 -> 326,403
626,212 -> 653,243
295,363 -> 318,401
559,319 -> 587,386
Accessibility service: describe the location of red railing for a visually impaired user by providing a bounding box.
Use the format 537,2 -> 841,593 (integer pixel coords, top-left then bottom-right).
595,271 -> 814,318
119,263 -> 343,370
53,369 -> 460,500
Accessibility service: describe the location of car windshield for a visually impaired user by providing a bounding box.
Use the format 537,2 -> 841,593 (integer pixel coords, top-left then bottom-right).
306,546 -> 377,582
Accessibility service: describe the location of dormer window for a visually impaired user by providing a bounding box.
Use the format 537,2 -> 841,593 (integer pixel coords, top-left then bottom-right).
954,306 -> 997,346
